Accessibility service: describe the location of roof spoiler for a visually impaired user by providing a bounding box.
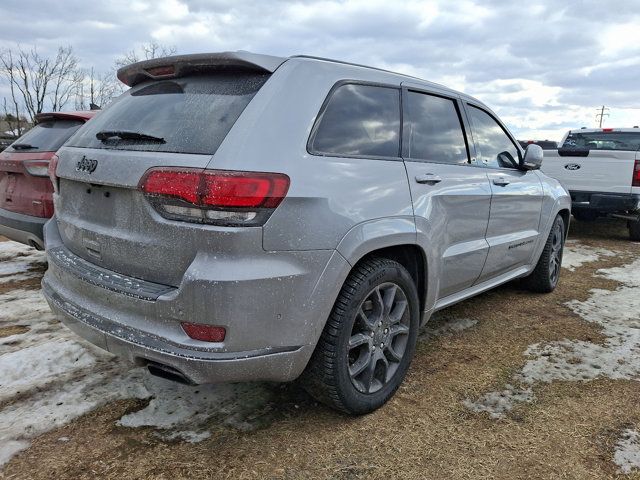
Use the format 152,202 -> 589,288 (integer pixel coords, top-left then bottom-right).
34,111 -> 96,124
117,51 -> 287,87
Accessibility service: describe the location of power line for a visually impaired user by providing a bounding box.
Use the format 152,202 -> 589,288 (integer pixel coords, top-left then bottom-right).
596,105 -> 609,128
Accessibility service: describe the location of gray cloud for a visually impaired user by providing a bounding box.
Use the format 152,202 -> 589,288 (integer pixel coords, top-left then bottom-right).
0,0 -> 638,140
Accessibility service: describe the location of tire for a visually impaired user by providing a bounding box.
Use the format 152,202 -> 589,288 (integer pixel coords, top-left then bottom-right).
629,220 -> 640,241
523,215 -> 565,293
573,210 -> 599,222
301,257 -> 419,415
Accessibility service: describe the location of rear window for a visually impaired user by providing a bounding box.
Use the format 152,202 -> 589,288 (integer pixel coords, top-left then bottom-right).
562,132 -> 640,152
67,72 -> 270,155
7,120 -> 84,153
309,83 -> 401,158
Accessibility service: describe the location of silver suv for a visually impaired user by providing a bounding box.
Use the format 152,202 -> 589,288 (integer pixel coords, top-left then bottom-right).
43,52 -> 570,414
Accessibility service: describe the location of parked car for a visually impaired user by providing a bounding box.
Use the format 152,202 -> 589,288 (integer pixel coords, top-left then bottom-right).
541,127 -> 640,240
0,111 -> 96,248
518,139 -> 558,150
42,52 -> 570,414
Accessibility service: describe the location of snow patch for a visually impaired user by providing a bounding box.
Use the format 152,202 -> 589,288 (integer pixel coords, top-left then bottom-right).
117,376 -> 276,441
614,429 -> 640,474
465,257 -> 640,419
0,241 -> 46,280
463,385 -> 533,419
561,241 -> 616,271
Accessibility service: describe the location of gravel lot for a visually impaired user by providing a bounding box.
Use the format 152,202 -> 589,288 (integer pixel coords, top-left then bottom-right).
1,218 -> 640,479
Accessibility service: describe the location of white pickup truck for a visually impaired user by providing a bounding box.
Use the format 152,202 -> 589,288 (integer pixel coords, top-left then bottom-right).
542,127 -> 640,240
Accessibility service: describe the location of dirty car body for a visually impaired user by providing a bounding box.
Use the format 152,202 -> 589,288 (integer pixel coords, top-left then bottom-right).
42,52 -> 570,413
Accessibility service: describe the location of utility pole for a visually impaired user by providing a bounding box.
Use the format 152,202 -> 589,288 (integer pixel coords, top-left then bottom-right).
596,105 -> 609,128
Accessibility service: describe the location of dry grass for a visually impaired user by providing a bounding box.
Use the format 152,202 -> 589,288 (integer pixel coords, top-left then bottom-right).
0,325 -> 29,338
2,218 -> 640,480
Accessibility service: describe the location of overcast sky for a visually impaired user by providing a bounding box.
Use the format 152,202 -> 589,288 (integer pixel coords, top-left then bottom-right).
1,0 -> 639,140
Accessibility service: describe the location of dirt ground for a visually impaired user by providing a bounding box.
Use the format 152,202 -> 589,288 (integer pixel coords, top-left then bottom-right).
1,218 -> 640,480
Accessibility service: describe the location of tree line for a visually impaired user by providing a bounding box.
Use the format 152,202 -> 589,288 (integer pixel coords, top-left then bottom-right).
0,42 -> 176,136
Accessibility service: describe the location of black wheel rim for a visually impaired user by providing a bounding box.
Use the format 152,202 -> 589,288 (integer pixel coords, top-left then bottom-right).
347,282 -> 410,394
549,222 -> 563,286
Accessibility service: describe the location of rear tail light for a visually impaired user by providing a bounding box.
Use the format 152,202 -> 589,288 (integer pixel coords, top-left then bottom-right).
139,168 -> 290,226
24,160 -> 50,177
633,159 -> 640,187
48,154 -> 59,192
181,322 -> 226,342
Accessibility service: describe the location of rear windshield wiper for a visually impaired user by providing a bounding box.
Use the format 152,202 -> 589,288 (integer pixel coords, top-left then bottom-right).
96,130 -> 166,144
11,143 -> 37,150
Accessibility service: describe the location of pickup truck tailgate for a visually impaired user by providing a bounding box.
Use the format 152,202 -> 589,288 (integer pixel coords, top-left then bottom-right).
542,149 -> 637,194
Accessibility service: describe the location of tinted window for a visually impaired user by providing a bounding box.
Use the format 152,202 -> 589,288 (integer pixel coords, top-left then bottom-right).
561,131 -> 640,152
68,72 -> 269,155
7,120 -> 84,153
311,84 -> 400,157
467,105 -> 520,169
405,91 -> 468,164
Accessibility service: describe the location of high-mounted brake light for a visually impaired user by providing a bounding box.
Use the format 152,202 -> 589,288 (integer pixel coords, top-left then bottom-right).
602,128 -> 614,132
633,159 -> 640,187
48,154 -> 59,192
145,65 -> 175,77
139,168 -> 290,226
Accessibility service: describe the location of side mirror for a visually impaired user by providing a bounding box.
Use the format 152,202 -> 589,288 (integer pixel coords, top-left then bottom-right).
521,144 -> 543,170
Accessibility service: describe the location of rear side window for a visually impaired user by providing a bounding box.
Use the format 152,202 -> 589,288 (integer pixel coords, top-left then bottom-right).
562,132 -> 640,152
404,91 -> 468,164
7,120 -> 84,153
467,105 -> 520,169
310,83 -> 400,158
68,72 -> 269,155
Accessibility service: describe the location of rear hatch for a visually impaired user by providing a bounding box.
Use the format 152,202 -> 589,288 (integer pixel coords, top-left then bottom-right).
55,68 -> 273,287
544,130 -> 640,194
0,118 -> 85,217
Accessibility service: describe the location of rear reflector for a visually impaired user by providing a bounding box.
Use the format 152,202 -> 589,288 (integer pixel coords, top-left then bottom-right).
633,160 -> 640,187
181,322 -> 226,342
139,168 -> 290,226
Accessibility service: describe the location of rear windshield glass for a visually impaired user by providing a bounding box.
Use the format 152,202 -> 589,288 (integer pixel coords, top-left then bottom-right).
67,73 -> 270,155
6,120 -> 84,153
562,132 -> 640,152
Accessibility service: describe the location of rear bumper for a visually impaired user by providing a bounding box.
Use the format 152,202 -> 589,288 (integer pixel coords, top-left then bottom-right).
570,191 -> 640,214
42,219 -> 350,384
42,281 -> 314,384
0,207 -> 47,248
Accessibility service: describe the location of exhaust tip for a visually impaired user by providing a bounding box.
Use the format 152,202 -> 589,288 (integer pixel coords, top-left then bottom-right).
146,361 -> 194,385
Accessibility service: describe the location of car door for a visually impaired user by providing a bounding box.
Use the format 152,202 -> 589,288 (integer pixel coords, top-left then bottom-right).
464,103 -> 544,282
401,85 -> 492,300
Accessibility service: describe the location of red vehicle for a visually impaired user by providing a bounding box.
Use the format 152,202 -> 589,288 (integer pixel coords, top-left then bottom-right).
0,111 -> 95,249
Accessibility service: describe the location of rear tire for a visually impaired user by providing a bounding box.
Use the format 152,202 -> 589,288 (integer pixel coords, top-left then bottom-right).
301,257 -> 419,415
629,220 -> 640,241
523,215 -> 565,293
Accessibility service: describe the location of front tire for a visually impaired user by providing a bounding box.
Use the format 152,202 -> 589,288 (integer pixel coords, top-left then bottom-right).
523,214 -> 565,293
301,257 -> 419,415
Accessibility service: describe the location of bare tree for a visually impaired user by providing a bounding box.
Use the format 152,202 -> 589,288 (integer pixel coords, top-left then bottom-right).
75,68 -> 120,110
114,41 -> 177,69
2,98 -> 25,136
0,45 -> 84,122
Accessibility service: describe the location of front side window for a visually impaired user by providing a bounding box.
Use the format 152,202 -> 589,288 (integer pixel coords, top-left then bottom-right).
310,83 -> 401,158
467,105 -> 520,169
404,91 -> 468,164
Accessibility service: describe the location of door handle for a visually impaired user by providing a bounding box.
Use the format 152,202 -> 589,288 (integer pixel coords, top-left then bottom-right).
493,177 -> 510,186
415,173 -> 442,184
